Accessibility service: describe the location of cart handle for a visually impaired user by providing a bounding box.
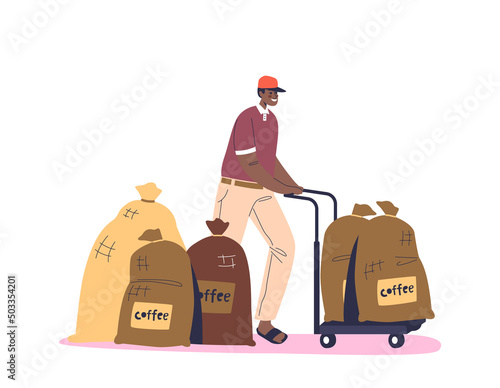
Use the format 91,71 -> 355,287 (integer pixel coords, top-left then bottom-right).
302,189 -> 338,221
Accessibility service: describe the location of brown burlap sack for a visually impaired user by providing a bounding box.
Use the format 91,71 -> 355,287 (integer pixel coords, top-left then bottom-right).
114,229 -> 194,347
354,201 -> 435,322
321,204 -> 376,322
188,219 -> 255,346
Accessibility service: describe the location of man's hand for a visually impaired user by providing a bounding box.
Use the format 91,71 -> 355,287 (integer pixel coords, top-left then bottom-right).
292,186 -> 304,195
286,186 -> 303,195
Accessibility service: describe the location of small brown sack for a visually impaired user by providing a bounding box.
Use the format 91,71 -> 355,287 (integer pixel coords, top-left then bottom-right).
321,204 -> 376,322
114,229 -> 194,347
354,201 -> 435,322
188,219 -> 256,346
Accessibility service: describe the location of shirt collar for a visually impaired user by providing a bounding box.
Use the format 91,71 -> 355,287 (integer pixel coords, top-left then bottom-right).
256,104 -> 269,115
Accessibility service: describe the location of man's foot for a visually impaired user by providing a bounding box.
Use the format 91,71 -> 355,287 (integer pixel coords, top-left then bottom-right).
257,321 -> 287,344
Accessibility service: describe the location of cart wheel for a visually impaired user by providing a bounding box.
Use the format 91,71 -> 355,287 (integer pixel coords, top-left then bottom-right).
388,334 -> 405,348
320,334 -> 336,348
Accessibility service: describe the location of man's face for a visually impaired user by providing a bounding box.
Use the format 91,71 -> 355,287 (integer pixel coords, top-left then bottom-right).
260,89 -> 279,106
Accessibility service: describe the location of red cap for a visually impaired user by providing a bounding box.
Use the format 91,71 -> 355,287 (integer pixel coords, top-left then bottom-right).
258,76 -> 286,92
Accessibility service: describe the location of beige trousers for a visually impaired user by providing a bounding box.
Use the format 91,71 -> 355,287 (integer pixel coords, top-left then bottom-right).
213,178 -> 295,321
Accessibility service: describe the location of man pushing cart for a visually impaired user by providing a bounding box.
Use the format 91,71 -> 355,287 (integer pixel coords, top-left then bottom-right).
213,75 -> 301,344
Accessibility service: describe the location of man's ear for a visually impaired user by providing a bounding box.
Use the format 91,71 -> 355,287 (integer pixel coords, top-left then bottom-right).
259,89 -> 266,98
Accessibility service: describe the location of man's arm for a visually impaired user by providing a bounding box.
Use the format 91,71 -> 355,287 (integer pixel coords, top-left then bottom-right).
274,158 -> 302,193
237,153 -> 302,194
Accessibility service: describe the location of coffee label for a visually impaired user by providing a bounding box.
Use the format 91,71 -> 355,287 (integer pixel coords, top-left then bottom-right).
198,280 -> 235,314
377,276 -> 417,306
131,302 -> 173,330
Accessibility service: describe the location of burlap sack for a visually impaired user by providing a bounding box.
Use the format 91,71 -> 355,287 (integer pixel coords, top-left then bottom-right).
188,219 -> 256,346
321,204 -> 376,322
68,183 -> 185,343
354,201 -> 435,322
114,229 -> 194,347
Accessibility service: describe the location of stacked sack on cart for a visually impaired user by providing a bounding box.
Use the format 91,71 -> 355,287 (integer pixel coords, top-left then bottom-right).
69,183 -> 254,347
321,201 -> 435,323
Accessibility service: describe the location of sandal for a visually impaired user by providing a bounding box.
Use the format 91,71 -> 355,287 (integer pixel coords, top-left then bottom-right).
256,327 -> 288,344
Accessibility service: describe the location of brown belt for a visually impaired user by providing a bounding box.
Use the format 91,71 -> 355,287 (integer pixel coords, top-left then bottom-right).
221,177 -> 263,190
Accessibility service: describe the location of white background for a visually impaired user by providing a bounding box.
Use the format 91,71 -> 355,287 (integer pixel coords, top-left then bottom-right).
1,0 -> 499,387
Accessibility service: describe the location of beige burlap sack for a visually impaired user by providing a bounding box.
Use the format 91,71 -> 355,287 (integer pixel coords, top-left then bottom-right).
68,183 -> 185,343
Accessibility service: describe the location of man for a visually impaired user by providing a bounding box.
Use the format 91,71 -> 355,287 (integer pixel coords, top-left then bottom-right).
213,75 -> 302,344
